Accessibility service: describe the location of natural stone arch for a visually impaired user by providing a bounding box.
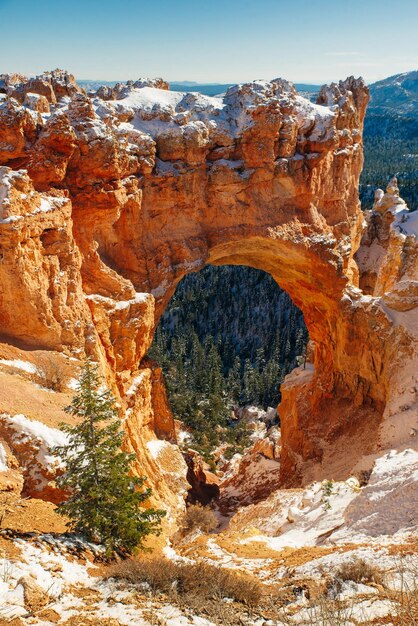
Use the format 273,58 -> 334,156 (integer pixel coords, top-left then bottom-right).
72,76 -> 384,486
1,71 -> 416,517
134,228 -> 383,486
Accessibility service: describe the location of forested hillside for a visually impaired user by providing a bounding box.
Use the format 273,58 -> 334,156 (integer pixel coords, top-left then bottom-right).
360,136 -> 418,210
360,71 -> 418,211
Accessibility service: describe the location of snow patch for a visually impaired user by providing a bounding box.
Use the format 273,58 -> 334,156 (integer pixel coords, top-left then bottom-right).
331,448 -> 418,542
125,372 -> 147,397
36,197 -> 54,213
0,538 -> 96,620
236,448 -> 418,553
86,291 -> 151,312
0,413 -> 68,484
245,477 -> 359,550
67,377 -> 79,390
282,363 -> 314,389
3,413 -> 67,455
0,358 -> 37,374
355,240 -> 387,273
0,442 -> 8,471
146,438 -> 172,459
394,205 -> 418,238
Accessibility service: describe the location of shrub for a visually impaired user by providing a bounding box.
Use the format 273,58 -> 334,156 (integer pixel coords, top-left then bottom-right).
105,557 -> 263,607
357,468 -> 372,487
180,503 -> 218,534
335,558 -> 382,584
37,355 -> 71,392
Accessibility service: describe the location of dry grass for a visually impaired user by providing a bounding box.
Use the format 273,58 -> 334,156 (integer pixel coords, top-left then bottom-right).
105,557 -> 263,612
101,543 -> 418,626
179,503 -> 218,534
273,596 -> 355,626
387,550 -> 418,625
36,355 -> 72,392
105,556 -> 266,624
396,587 -> 418,626
300,596 -> 353,626
335,557 -> 382,585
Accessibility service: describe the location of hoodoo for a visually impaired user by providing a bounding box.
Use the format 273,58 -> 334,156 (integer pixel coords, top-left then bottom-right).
0,70 -> 417,521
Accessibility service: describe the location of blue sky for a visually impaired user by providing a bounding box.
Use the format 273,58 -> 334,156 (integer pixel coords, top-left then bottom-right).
1,0 -> 417,84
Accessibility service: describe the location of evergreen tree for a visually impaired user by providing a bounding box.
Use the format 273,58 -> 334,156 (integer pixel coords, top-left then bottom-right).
241,359 -> 255,405
205,337 -> 224,396
227,356 -> 242,404
54,360 -> 165,556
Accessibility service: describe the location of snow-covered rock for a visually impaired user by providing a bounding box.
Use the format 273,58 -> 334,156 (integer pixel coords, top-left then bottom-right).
0,413 -> 67,501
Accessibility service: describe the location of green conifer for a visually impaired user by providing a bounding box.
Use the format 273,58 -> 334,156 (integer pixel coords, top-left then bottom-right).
54,359 -> 165,556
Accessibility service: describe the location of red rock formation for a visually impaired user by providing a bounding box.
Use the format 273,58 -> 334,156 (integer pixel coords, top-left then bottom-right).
184,450 -> 220,505
0,71 -> 416,520
0,168 -> 89,349
216,420 -> 282,514
0,69 -> 83,104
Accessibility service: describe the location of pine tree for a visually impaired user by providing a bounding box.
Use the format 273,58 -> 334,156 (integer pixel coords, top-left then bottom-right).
54,360 -> 165,556
205,337 -> 224,396
242,359 -> 255,405
227,356 -> 242,404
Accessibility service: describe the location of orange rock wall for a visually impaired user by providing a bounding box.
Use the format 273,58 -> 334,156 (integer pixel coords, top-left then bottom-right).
0,70 -> 417,516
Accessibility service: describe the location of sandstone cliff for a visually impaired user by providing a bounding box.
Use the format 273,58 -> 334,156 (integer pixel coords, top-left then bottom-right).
0,70 -> 416,526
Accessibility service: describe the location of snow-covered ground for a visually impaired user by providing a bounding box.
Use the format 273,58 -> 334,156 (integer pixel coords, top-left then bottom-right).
0,375 -> 416,625
0,442 -> 416,624
0,359 -> 38,375
1,528 -> 415,626
0,534 -> 218,625
171,445 -> 418,623
219,447 -> 418,552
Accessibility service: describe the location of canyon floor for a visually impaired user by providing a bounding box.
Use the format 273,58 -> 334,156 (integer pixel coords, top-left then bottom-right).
0,456 -> 417,626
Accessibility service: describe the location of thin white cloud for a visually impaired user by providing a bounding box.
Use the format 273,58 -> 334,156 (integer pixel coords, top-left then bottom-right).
334,61 -> 384,67
325,52 -> 363,57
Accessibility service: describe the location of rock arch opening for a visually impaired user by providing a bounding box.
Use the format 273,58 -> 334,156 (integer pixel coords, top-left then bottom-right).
150,263 -> 308,455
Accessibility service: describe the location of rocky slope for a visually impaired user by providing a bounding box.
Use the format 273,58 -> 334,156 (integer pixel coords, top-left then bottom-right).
0,69 -> 416,531
0,434 -> 416,624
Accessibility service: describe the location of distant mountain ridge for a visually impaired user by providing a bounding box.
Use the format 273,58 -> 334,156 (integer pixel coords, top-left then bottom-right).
169,82 -> 322,97
369,71 -> 418,115
365,70 -> 418,139
360,70 -> 418,211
